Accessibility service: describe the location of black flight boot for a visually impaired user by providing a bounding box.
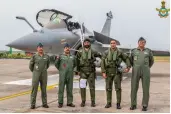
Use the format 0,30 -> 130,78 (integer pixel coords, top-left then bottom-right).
105,103 -> 112,108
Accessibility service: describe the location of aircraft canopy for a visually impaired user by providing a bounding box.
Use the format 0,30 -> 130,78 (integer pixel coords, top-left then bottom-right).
36,9 -> 72,27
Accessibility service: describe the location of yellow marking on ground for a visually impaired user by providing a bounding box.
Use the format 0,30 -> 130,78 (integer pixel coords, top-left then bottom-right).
154,56 -> 170,62
0,84 -> 58,101
0,78 -> 79,101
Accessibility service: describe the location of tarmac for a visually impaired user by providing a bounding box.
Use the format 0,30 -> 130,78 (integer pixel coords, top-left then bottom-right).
0,59 -> 170,113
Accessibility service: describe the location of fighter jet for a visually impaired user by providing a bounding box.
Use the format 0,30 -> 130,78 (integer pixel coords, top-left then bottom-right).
6,9 -> 119,52
6,9 -> 169,66
5,9 -> 120,65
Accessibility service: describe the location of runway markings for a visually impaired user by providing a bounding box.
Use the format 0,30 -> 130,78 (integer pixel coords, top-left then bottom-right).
3,74 -> 79,86
0,84 -> 58,101
1,75 -> 128,101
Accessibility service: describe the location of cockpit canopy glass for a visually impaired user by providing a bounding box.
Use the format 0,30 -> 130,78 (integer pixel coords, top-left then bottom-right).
36,9 -> 72,29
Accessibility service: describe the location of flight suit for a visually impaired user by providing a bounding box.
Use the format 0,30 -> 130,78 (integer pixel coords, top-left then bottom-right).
76,48 -> 101,106
101,48 -> 131,105
130,48 -> 154,107
55,54 -> 76,105
29,53 -> 50,106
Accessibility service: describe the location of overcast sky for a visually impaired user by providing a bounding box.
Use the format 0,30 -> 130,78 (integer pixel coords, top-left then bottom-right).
0,0 -> 170,51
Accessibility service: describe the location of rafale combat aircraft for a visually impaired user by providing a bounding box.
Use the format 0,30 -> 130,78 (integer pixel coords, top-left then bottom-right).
6,9 -> 169,66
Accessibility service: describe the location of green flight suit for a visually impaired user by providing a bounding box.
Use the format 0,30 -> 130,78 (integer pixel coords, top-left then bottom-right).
130,48 -> 154,107
101,48 -> 131,104
76,48 -> 101,102
55,54 -> 76,104
29,53 -> 50,106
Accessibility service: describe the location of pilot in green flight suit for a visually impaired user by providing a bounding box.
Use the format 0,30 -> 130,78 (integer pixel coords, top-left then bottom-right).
55,43 -> 76,108
129,37 -> 154,111
76,39 -> 101,107
29,43 -> 50,109
101,40 -> 131,109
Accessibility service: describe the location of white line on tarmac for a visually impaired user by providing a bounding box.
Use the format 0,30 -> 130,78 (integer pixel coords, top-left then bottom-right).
3,75 -> 128,90
3,74 -> 59,86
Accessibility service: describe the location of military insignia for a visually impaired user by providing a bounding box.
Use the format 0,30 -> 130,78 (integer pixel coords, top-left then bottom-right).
36,65 -> 39,70
61,39 -> 67,44
63,63 -> 66,68
134,56 -> 138,60
156,0 -> 170,18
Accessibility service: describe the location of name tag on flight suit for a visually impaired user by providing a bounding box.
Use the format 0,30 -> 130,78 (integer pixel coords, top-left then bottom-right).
144,52 -> 148,54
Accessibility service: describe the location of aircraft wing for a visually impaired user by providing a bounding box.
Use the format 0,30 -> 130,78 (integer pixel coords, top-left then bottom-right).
93,31 -> 120,45
102,45 -> 170,56
36,9 -> 72,27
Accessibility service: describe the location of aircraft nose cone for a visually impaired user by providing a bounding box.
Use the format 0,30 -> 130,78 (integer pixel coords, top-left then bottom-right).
6,40 -> 23,49
6,33 -> 43,51
6,37 -> 30,50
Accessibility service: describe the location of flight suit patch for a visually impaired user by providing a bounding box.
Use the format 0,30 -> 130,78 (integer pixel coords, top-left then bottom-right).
134,56 -> 138,60
36,65 -> 39,70
63,63 -> 66,68
135,51 -> 139,54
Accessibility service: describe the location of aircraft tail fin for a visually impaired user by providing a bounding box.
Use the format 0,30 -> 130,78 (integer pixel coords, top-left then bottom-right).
101,11 -> 113,37
94,11 -> 120,45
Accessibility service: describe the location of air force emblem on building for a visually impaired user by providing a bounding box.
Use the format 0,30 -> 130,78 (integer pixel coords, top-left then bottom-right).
156,0 -> 170,18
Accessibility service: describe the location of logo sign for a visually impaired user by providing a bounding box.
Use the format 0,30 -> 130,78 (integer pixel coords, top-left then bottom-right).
156,0 -> 170,18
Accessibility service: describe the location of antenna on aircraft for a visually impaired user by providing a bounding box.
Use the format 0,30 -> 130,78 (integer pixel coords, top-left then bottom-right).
16,16 -> 38,32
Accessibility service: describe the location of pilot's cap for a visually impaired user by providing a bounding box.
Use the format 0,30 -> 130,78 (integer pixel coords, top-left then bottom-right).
37,43 -> 43,47
64,43 -> 70,48
83,38 -> 91,43
138,37 -> 146,42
